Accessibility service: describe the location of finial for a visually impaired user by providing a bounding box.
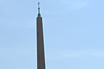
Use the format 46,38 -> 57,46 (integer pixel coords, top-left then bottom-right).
38,2 -> 40,16
38,2 -> 40,7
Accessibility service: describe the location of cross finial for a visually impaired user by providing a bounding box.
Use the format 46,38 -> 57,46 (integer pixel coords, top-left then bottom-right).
38,2 -> 41,17
38,2 -> 40,8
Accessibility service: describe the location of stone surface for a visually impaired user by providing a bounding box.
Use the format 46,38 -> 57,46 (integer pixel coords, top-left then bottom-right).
37,15 -> 45,69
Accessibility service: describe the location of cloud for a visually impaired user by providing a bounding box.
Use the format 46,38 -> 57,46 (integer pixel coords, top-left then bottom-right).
0,48 -> 35,56
47,49 -> 104,60
60,0 -> 88,9
42,0 -> 88,16
0,18 -> 35,29
62,49 -> 104,58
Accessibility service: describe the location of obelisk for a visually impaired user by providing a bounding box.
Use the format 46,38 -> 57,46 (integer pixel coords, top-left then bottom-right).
37,2 -> 45,69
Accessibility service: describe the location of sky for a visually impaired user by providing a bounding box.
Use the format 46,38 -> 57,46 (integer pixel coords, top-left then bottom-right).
0,0 -> 104,69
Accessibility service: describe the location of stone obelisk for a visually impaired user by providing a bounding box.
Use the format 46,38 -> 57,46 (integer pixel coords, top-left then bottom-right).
37,2 -> 45,69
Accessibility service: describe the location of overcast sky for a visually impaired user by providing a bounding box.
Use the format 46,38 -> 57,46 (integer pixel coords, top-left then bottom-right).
0,0 -> 104,69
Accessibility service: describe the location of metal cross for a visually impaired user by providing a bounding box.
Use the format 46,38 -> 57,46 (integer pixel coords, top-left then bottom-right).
38,2 -> 40,8
38,2 -> 40,14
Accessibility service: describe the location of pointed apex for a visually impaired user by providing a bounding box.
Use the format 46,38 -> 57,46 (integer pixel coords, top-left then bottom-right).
38,2 -> 41,17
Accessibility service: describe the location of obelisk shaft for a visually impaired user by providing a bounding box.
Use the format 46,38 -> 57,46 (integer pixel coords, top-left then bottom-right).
37,16 -> 45,69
